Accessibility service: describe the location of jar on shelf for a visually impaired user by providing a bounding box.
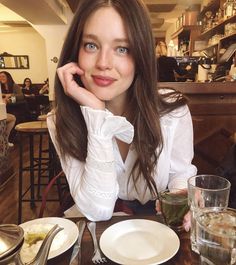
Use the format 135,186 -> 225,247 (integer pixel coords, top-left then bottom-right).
224,0 -> 234,19
225,22 -> 236,35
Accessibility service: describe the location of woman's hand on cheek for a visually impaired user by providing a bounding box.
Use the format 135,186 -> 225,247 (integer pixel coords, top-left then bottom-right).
57,62 -> 105,110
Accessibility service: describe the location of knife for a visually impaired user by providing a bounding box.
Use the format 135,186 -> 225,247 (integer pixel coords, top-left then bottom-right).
69,220 -> 87,265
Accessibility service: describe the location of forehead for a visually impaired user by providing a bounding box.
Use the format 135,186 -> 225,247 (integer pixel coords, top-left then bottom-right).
83,6 -> 127,37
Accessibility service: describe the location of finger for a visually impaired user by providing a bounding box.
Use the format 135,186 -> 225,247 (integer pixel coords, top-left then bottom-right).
56,62 -> 105,109
183,211 -> 191,232
57,62 -> 84,88
62,68 -> 85,97
155,200 -> 161,213
58,62 -> 82,72
57,62 -> 83,82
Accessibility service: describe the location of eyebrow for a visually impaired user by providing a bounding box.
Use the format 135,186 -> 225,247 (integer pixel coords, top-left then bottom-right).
82,34 -> 129,44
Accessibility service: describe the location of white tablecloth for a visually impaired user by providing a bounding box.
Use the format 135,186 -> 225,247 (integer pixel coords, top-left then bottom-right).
0,103 -> 6,121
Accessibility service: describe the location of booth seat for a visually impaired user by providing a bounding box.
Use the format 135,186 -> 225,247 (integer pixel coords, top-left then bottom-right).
7,83 -> 50,125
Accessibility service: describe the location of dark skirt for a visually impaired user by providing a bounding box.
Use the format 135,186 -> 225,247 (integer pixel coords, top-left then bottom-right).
114,198 -> 156,215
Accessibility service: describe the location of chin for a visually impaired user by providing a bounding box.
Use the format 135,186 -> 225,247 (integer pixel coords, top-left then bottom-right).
89,89 -> 114,101
96,94 -> 113,101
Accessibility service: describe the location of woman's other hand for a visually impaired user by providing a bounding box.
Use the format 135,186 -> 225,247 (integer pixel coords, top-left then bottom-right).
2,94 -> 12,104
186,65 -> 191,71
57,62 -> 105,110
156,200 -> 191,232
183,211 -> 191,232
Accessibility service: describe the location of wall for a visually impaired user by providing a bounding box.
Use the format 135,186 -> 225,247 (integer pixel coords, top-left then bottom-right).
165,23 -> 176,46
0,27 -> 48,85
32,7 -> 73,100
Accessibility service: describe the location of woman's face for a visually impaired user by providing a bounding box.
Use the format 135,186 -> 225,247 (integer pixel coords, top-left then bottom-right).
0,73 -> 7,84
78,7 -> 135,103
24,79 -> 31,87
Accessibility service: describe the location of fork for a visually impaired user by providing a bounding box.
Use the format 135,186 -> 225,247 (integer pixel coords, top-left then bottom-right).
87,222 -> 107,264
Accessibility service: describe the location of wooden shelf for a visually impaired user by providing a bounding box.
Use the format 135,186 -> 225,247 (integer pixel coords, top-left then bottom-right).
197,5 -> 236,62
198,0 -> 220,20
171,25 -> 201,39
220,32 -> 236,42
199,15 -> 236,39
198,32 -> 236,52
203,43 -> 218,50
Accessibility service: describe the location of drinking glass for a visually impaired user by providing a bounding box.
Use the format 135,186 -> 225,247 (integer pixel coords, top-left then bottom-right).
196,208 -> 236,265
159,188 -> 189,231
188,175 -> 231,253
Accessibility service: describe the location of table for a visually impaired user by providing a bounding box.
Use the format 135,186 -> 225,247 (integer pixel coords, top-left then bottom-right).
48,215 -> 200,265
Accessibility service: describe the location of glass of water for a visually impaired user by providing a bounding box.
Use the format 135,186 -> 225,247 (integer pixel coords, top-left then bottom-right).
196,208 -> 236,265
188,175 -> 231,253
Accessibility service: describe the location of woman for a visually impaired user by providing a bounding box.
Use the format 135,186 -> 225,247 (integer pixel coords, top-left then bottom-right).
39,78 -> 49,94
156,41 -> 191,82
47,0 -> 197,225
0,71 -> 23,146
0,71 -> 24,103
21,77 -> 41,116
21,77 -> 35,98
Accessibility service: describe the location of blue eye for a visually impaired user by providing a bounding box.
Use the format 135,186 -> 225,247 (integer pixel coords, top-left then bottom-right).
84,43 -> 97,51
117,47 -> 129,54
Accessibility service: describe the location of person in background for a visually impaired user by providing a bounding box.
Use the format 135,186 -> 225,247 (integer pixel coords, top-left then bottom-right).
0,71 -> 22,147
156,41 -> 191,82
21,77 -> 41,118
47,0 -> 197,228
0,71 -> 24,103
39,78 -> 49,94
21,77 -> 36,98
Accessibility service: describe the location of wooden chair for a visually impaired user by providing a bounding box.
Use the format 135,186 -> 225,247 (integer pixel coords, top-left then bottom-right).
15,121 -> 59,223
38,170 -> 73,218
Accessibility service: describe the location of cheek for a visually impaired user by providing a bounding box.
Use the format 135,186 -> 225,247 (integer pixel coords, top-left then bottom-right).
121,60 -> 135,81
78,49 -> 92,71
78,49 -> 85,69
78,50 -> 91,88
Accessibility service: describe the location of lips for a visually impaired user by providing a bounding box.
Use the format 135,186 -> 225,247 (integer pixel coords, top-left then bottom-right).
92,75 -> 116,87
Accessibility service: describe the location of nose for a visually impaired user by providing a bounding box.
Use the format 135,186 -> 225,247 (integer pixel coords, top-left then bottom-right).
95,48 -> 113,70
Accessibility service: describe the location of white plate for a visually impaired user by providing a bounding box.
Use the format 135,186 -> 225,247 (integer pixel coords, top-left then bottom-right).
100,219 -> 180,265
20,217 -> 78,261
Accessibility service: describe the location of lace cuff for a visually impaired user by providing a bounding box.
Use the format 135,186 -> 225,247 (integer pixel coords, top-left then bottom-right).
81,106 -> 134,144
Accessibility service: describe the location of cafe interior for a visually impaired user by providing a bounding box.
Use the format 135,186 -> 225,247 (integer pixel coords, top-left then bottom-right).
0,0 -> 236,264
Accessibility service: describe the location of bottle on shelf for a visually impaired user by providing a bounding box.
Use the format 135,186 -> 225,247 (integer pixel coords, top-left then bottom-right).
224,0 -> 234,19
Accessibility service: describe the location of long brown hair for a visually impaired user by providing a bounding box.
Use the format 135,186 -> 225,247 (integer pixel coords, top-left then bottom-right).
54,0 -> 187,198
0,71 -> 15,93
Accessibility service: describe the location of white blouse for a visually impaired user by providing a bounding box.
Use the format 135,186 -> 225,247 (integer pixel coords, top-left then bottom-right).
47,105 -> 197,221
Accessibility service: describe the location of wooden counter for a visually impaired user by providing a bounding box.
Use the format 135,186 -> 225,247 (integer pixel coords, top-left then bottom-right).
158,81 -> 236,174
157,81 -> 236,94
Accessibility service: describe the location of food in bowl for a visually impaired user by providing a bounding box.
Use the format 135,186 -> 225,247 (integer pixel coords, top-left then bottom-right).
20,223 -> 67,263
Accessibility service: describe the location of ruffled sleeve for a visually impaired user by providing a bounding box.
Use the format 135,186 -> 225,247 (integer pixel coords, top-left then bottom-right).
80,106 -> 134,143
47,107 -> 134,221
